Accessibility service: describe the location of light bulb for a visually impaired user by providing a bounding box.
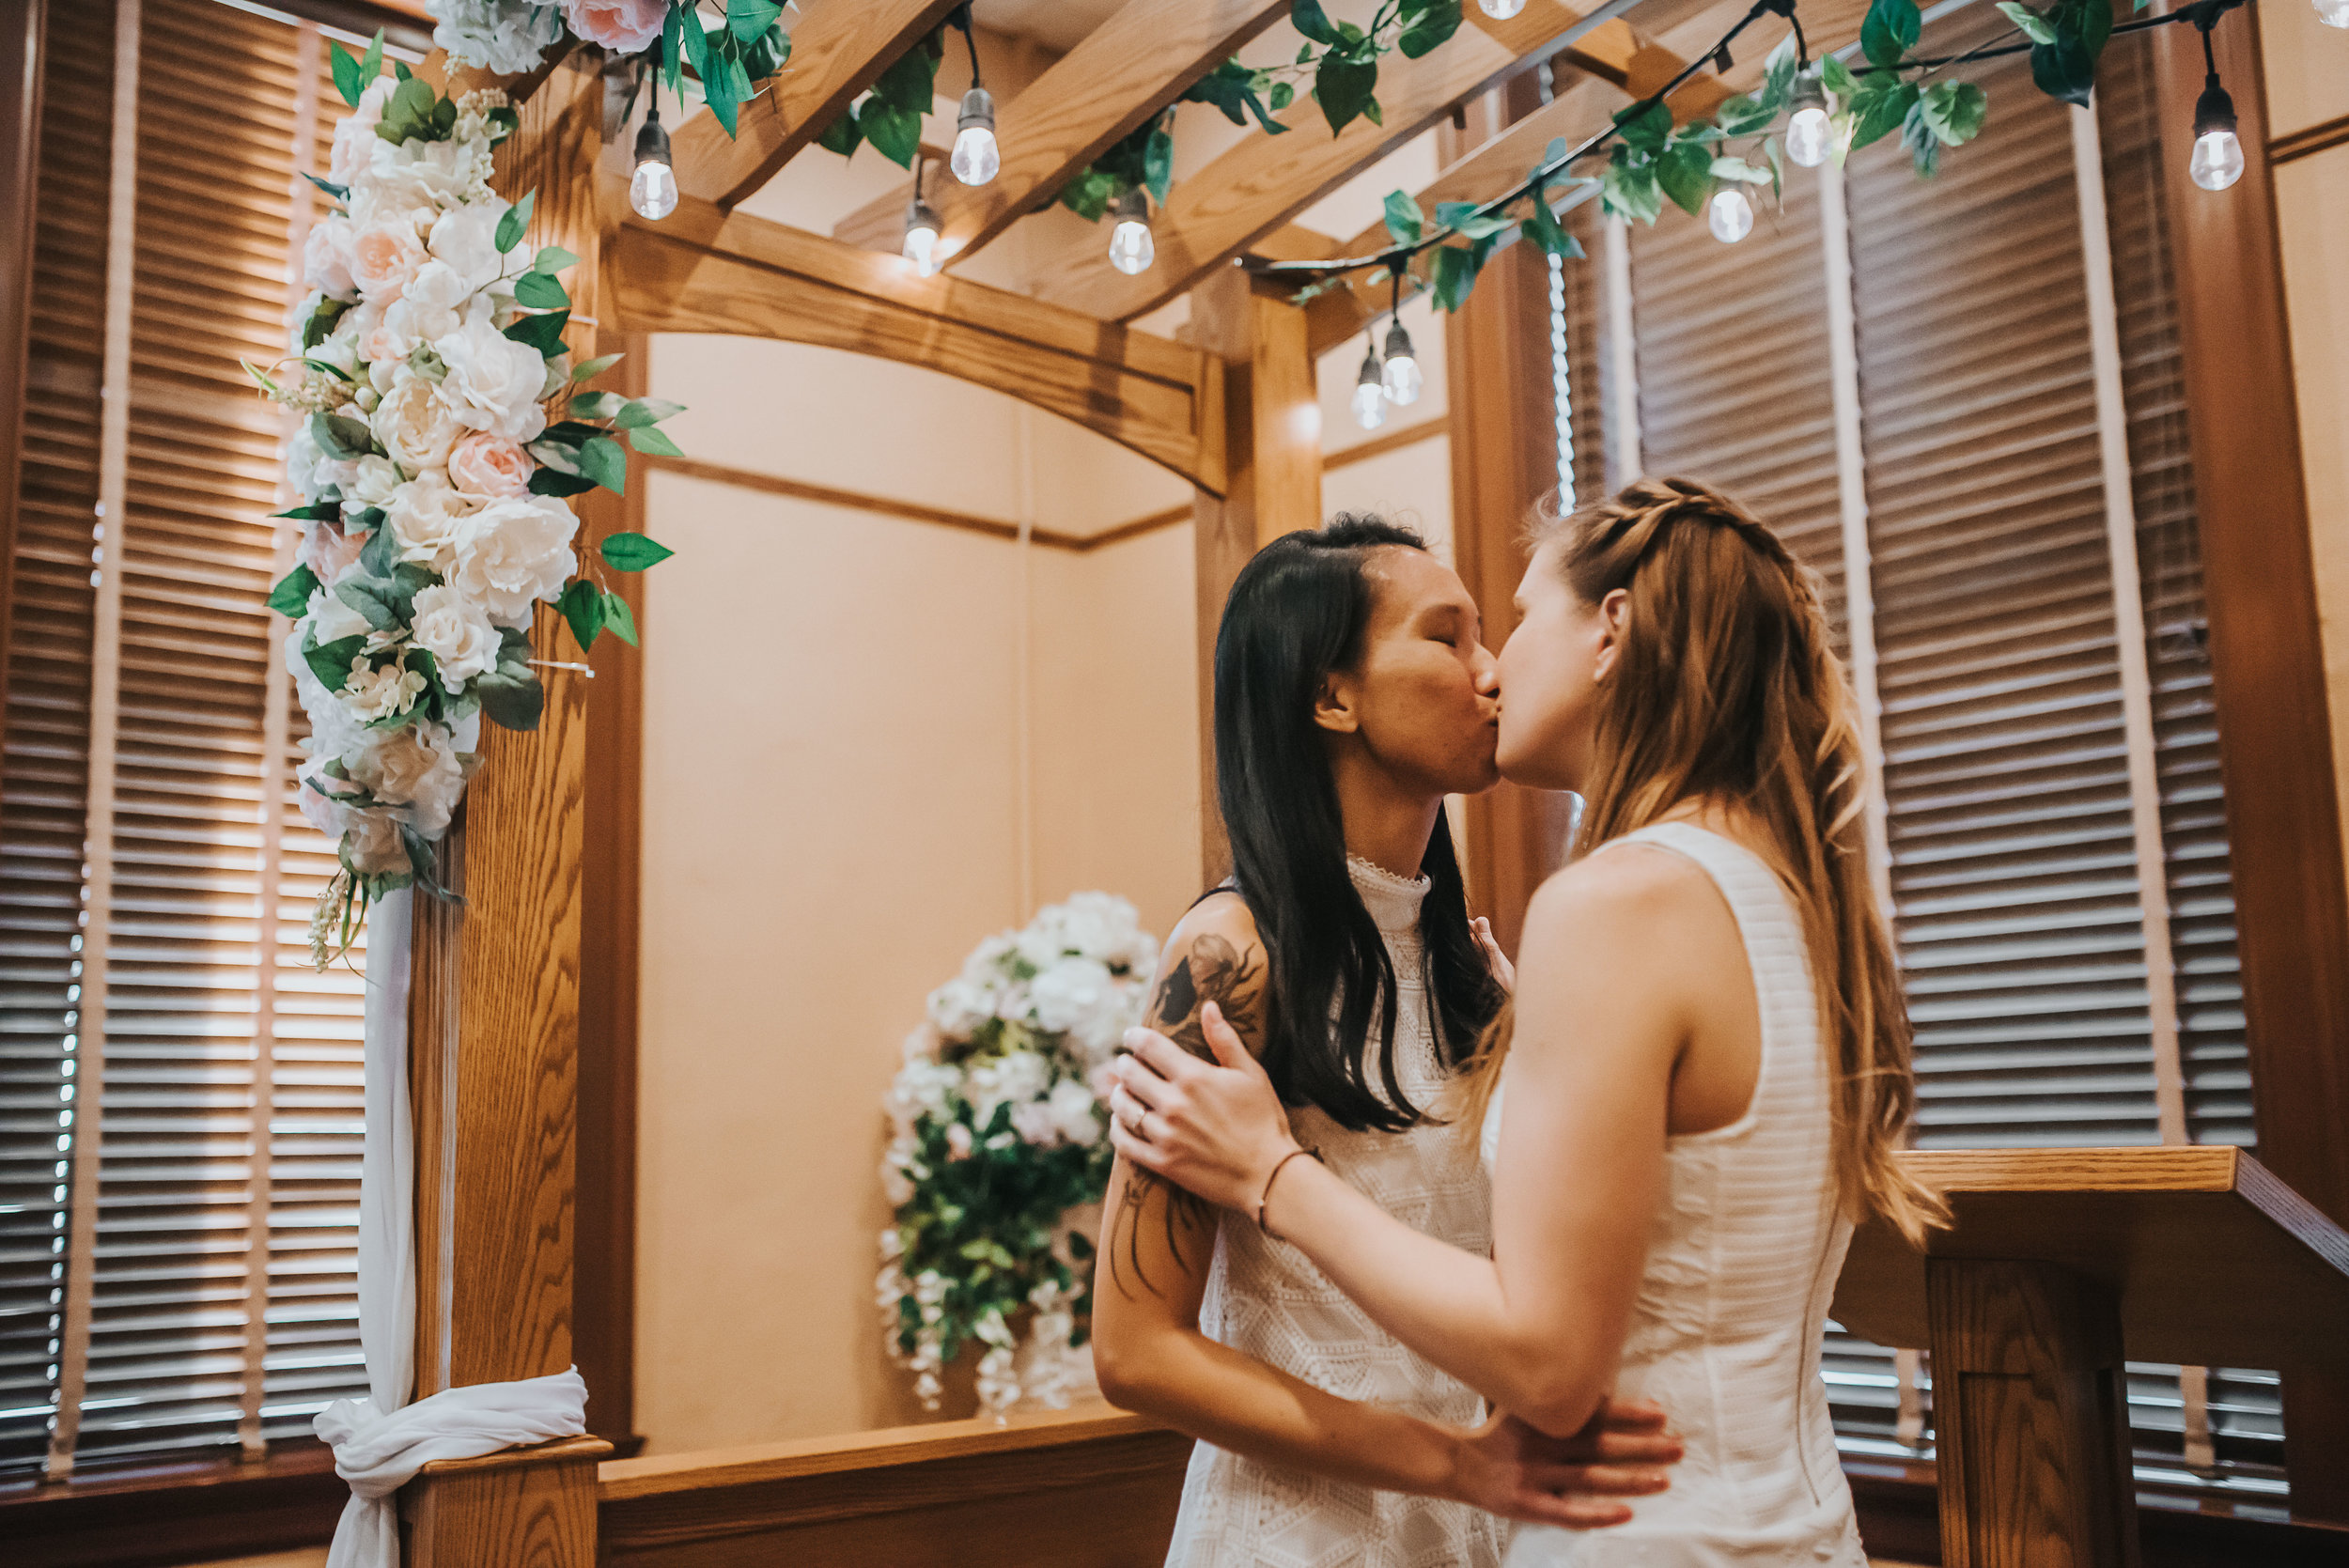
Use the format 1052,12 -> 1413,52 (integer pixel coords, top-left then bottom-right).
1786,74 -> 1832,169
1708,186 -> 1753,243
951,87 -> 999,186
2318,0 -> 2349,27
2190,75 -> 2244,192
903,194 -> 942,276
1108,188 -> 1154,275
630,111 -> 676,221
1478,0 -> 1528,16
1380,320 -> 1421,406
1353,347 -> 1387,430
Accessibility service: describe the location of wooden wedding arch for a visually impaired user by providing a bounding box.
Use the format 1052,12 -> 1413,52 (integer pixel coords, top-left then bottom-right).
381,2 -> 2349,1565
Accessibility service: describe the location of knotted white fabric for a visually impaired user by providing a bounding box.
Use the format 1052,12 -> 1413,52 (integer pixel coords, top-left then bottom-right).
316,887 -> 589,1568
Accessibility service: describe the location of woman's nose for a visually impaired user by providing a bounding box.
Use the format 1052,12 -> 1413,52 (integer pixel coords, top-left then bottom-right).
1473,644 -> 1501,696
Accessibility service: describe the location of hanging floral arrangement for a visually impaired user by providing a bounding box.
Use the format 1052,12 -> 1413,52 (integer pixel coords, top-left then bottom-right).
879,894 -> 1159,1419
250,38 -> 683,965
428,1 -> 792,135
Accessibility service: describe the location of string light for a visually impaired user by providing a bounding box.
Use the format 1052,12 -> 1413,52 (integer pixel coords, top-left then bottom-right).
903,159 -> 943,276
1109,188 -> 1155,274
1352,342 -> 1388,429
1785,71 -> 1832,168
1478,0 -> 1529,16
1708,185 -> 1753,242
2187,10 -> 2244,192
949,8 -> 998,186
1379,274 -> 1420,405
630,101 -> 677,221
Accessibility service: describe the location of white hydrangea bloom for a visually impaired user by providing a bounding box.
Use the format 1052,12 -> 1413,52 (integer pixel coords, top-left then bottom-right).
428,0 -> 563,77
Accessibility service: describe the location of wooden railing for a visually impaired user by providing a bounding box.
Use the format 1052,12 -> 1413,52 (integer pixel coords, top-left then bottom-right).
596,1403 -> 1190,1567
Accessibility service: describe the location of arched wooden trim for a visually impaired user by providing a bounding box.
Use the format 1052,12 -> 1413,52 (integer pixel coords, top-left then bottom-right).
601,191 -> 1227,495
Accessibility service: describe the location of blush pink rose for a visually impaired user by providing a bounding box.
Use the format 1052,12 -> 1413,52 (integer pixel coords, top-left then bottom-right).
447,431 -> 534,499
561,0 -> 666,54
350,222 -> 427,303
299,520 -> 371,584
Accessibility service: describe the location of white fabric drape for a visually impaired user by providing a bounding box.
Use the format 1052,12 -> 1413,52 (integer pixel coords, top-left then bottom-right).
316,886 -> 588,1568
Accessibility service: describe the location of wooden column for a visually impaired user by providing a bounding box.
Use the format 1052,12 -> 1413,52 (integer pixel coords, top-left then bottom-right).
2148,1 -> 2349,1520
402,54 -> 614,1564
1926,1259 -> 2140,1568
1184,269 -> 1319,879
1442,79 -> 1573,953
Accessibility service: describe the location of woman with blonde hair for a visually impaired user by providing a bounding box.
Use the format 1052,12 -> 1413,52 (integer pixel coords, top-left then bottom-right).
1109,477 -> 1945,1565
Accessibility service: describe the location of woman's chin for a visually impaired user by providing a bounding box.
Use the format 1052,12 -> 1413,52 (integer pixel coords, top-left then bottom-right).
1496,738 -> 1579,793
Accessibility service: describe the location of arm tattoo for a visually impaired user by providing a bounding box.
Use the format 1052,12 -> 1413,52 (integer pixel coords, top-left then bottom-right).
1110,934 -> 1268,1297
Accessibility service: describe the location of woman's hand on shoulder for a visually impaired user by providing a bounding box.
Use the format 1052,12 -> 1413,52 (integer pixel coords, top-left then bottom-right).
1448,1402 -> 1683,1529
1137,893 -> 1270,1061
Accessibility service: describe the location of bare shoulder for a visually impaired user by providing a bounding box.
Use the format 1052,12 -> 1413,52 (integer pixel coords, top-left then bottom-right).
1525,841 -> 1727,936
1146,892 -> 1270,1060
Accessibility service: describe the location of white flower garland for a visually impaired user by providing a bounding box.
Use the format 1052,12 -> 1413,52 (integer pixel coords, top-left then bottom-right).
879,894 -> 1159,1419
256,43 -> 681,966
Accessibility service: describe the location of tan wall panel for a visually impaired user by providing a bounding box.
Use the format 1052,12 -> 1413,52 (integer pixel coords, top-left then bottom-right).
2259,4 -> 2349,139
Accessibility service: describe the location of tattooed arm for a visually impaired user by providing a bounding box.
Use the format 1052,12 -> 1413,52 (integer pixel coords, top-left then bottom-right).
1089,895 -> 1672,1523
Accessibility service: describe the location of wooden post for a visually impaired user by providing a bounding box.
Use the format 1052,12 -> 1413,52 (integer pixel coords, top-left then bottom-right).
1925,1258 -> 2140,1568
402,53 -> 614,1564
1442,78 -> 1573,951
1183,269 -> 1320,878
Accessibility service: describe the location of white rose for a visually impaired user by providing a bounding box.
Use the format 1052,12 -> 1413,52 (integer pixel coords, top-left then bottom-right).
1029,956 -> 1114,1035
372,369 -> 464,472
340,656 -> 428,723
354,138 -> 474,222
967,1049 -> 1051,1129
303,215 -> 357,299
449,492 -> 576,627
348,455 -> 401,507
434,315 -> 548,442
407,582 -> 502,691
385,470 -> 475,575
328,75 -> 396,187
926,975 -> 995,1038
306,585 -> 375,647
1010,1099 -> 1060,1146
349,217 -> 428,303
428,202 -> 510,295
340,808 -> 410,876
1047,1078 -> 1101,1146
403,259 -> 473,317
287,423 -> 333,502
350,724 -> 468,837
308,329 -> 360,378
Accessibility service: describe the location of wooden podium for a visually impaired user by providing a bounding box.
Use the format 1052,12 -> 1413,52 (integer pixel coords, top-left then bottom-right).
1833,1147 -> 2349,1567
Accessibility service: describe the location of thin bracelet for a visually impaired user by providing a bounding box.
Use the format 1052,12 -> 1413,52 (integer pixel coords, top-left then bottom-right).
1255,1146 -> 1322,1237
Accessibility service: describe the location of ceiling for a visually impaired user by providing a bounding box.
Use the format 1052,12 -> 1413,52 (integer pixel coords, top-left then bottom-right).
970,0 -> 1128,53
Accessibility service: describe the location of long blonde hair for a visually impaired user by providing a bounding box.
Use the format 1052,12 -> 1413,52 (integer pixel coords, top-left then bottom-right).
1473,477 -> 1946,1243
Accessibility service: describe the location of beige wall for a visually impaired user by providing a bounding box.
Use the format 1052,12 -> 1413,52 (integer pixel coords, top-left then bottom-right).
2266,20 -> 2349,886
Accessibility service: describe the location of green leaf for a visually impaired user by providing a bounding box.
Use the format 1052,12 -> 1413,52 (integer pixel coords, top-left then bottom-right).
558,579 -> 604,653
742,21 -> 790,81
602,590 -> 640,647
1902,97 -> 1943,178
1519,195 -> 1582,259
1396,0 -> 1461,58
860,98 -> 924,168
1849,80 -> 1921,149
485,105 -> 520,144
513,271 -> 568,310
569,391 -> 626,420
578,434 -> 628,495
615,397 -> 685,429
1613,99 -> 1672,154
269,564 -> 320,618
1761,31 -> 1799,109
503,309 -> 570,357
334,576 -> 401,632
1268,80 -> 1294,111
599,531 -> 676,571
474,664 -> 544,731
571,352 -> 625,383
303,171 -> 350,203
627,425 -> 684,458
528,467 -> 599,499
1861,0 -> 1922,67
1315,52 -> 1378,135
1433,200 -> 1512,240
1921,80 -> 1989,147
272,502 -> 341,521
1361,96 -> 1382,128
871,44 -> 938,115
1428,244 -> 1481,312
1657,141 -> 1714,217
1058,167 -> 1117,222
815,109 -> 863,158
1710,155 -> 1771,184
1998,1 -> 2060,43
310,411 -> 377,461
1601,149 -> 1663,225
495,191 -> 535,255
1820,54 -> 1861,100
728,0 -> 784,44
1290,0 -> 1339,44
330,39 -> 366,108
1143,122 -> 1174,206
706,52 -> 752,139
1714,92 -> 1778,137
304,633 -> 366,694
357,518 -> 396,579
533,244 -> 580,275
1383,189 -> 1423,245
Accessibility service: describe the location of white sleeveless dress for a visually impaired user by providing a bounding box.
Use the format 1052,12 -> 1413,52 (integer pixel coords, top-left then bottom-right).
1484,823 -> 1866,1568
1163,859 -> 1509,1568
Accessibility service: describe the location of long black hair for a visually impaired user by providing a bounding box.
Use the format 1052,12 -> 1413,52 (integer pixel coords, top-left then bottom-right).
1214,516 -> 1504,1131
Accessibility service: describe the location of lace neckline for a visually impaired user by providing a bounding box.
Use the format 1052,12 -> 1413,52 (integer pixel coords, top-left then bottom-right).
1347,854 -> 1430,938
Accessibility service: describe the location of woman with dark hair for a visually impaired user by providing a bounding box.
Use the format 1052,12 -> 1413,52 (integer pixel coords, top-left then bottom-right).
1091,516 -> 1680,1568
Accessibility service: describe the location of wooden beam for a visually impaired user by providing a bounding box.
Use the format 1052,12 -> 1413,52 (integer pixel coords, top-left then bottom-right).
1023,0 -> 1749,320
603,191 -> 1226,493
671,0 -> 962,209
833,0 -> 1296,262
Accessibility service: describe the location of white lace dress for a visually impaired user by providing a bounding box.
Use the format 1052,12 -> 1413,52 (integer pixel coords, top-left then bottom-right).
1162,859 -> 1508,1568
1483,823 -> 1867,1568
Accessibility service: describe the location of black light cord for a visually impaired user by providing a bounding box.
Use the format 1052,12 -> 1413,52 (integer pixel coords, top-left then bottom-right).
954,3 -> 983,88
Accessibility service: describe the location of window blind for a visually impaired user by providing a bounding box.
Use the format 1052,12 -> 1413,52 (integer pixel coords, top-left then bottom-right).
1593,2 -> 2279,1501
1,0 -> 371,1483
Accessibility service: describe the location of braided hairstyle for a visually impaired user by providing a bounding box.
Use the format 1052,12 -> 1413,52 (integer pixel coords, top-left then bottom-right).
1475,476 -> 1946,1243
